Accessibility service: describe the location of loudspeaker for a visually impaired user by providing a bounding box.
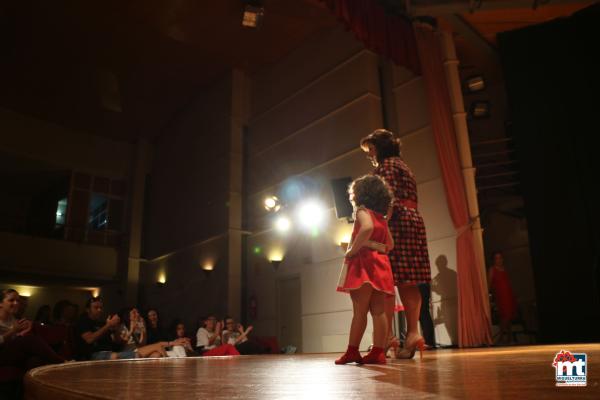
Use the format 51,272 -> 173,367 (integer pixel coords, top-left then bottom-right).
330,177 -> 353,220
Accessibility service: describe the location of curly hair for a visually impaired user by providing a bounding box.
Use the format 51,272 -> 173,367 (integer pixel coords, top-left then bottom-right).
360,129 -> 402,165
348,175 -> 394,215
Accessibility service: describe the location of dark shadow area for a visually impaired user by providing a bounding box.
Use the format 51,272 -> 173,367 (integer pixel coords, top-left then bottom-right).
498,3 -> 600,343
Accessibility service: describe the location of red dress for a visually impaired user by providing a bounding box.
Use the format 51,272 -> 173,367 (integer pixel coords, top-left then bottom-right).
336,208 -> 395,296
375,157 -> 431,285
490,267 -> 518,322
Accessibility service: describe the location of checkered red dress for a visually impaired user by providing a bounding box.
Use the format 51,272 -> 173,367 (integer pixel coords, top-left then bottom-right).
375,157 -> 431,285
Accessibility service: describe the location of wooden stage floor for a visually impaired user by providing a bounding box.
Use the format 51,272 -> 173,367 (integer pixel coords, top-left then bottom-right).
25,344 -> 599,399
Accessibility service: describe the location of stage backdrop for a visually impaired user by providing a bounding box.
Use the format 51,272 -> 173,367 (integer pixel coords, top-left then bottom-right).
498,4 -> 600,343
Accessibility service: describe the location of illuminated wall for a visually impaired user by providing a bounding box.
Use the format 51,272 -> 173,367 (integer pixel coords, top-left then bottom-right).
246,26 -> 458,352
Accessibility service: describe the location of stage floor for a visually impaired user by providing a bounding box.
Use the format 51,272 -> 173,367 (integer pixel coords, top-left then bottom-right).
25,344 -> 599,399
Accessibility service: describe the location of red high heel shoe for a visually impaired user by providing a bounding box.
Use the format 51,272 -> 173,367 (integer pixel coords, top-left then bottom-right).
395,336 -> 425,360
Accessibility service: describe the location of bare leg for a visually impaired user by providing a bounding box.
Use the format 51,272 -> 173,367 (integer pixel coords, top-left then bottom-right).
369,290 -> 387,349
348,284 -> 373,347
137,343 -> 167,358
336,284 -> 373,364
398,284 -> 422,344
396,284 -> 425,359
384,295 -> 394,345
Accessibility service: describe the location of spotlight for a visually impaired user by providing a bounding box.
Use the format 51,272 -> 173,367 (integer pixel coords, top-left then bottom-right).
275,216 -> 291,232
264,196 -> 281,212
297,200 -> 325,230
465,75 -> 486,93
469,101 -> 491,119
242,3 -> 264,28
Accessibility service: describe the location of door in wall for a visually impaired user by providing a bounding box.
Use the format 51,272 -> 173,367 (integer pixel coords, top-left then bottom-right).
277,276 -> 302,353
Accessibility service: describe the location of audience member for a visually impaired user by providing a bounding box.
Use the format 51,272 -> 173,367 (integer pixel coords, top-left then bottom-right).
146,308 -> 167,344
170,320 -> 197,356
53,300 -> 77,326
0,289 -> 64,369
34,305 -> 52,325
222,316 -> 266,355
75,297 -> 179,360
196,316 -> 239,356
117,307 -> 147,351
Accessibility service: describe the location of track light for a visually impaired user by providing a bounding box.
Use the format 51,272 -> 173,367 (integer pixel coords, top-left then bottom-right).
242,3 -> 264,28
264,196 -> 281,212
465,75 -> 486,93
470,101 -> 491,119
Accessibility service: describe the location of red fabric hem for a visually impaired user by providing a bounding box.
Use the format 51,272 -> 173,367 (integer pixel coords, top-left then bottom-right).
337,281 -> 395,296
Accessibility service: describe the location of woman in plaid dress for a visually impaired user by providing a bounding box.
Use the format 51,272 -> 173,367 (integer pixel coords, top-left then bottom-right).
360,129 -> 431,359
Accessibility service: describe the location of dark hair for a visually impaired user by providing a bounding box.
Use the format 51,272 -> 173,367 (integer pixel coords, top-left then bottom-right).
34,305 -> 51,323
349,175 -> 394,215
360,129 -> 402,164
145,308 -> 160,327
53,300 -> 74,322
170,318 -> 185,339
119,307 -> 139,327
85,296 -> 102,309
1,289 -> 18,302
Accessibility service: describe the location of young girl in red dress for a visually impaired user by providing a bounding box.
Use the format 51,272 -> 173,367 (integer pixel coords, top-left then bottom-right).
336,175 -> 395,365
488,251 -> 518,344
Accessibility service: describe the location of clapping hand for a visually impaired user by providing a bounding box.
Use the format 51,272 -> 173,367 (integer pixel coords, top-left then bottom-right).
16,319 -> 32,336
107,314 -> 120,328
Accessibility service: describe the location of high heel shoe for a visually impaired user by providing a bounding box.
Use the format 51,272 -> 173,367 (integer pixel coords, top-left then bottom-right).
385,336 -> 400,358
395,336 -> 425,360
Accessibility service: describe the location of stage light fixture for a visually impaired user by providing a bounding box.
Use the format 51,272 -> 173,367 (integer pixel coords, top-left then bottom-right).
297,200 -> 325,230
264,196 -> 281,212
470,101 -> 491,119
275,215 -> 291,232
242,4 -> 264,28
465,75 -> 486,93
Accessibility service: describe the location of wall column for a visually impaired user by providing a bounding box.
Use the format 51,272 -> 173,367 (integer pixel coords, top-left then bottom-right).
439,31 -> 491,321
126,139 -> 152,306
228,69 -> 249,320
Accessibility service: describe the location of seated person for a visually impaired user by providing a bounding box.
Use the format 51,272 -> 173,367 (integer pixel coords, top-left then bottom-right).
0,289 -> 64,369
146,308 -> 167,344
33,305 -> 52,325
75,297 -> 185,361
170,320 -> 197,356
222,317 -> 267,355
195,316 -> 239,356
117,307 -> 147,351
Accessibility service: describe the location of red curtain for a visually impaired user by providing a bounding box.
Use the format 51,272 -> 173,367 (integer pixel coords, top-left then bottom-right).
415,24 -> 492,347
320,0 -> 420,74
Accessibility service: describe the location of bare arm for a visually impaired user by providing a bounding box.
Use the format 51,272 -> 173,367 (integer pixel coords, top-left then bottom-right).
235,326 -> 253,344
139,323 -> 146,345
82,315 -> 120,345
346,209 -> 374,258
487,268 -> 494,291
385,223 -> 394,252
